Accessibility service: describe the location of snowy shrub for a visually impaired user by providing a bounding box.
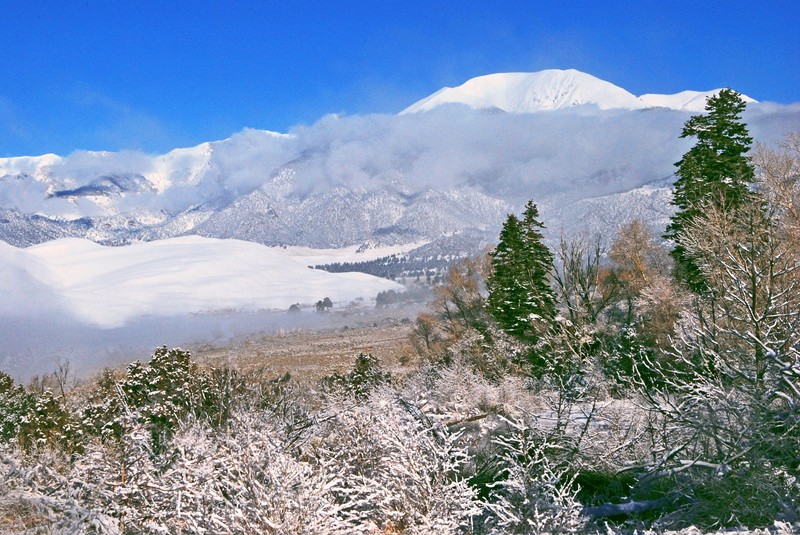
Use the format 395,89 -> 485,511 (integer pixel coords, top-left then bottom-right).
82,346 -> 232,453
401,358 -> 542,429
0,371 -> 34,442
481,416 -> 587,534
0,371 -> 83,454
3,409 -> 351,533
18,389 -> 83,454
320,352 -> 391,400
95,414 -> 351,534
315,388 -> 482,533
0,443 -> 122,533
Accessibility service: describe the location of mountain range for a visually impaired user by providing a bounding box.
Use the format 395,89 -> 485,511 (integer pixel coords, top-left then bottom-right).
2,68 -> 798,377
0,69 -> 796,254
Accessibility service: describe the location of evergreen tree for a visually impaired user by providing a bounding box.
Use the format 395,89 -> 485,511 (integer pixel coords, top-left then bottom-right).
487,201 -> 556,341
665,88 -> 755,293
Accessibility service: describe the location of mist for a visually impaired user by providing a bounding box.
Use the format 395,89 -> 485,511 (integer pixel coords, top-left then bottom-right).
0,305 -> 410,383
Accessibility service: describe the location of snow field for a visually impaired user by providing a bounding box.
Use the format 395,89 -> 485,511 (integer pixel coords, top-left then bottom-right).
2,236 -> 404,328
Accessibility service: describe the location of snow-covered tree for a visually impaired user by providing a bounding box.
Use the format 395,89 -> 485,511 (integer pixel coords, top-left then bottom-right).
665,88 -> 755,293
640,198 -> 800,528
754,131 -> 800,241
487,201 -> 556,343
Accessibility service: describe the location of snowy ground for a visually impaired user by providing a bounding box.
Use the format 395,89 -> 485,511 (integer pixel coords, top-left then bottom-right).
0,236 -> 408,380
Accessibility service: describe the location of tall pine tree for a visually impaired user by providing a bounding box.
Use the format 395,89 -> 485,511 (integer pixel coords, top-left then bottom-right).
665,88 -> 754,293
487,201 -> 556,342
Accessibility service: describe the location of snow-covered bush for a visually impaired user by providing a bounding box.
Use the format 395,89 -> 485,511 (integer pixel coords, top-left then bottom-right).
17,389 -> 83,454
0,370 -> 84,454
481,416 -> 587,534
321,352 -> 392,400
81,346 -> 236,454
0,370 -> 34,442
80,414 -> 351,534
315,388 -> 482,533
0,443 -> 121,533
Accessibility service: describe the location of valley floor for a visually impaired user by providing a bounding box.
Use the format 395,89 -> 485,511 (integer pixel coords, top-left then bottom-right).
191,304 -> 422,381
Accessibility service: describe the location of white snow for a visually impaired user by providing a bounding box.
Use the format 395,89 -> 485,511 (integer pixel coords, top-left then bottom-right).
402,69 -> 758,114
282,241 -> 430,266
639,89 -> 758,112
401,69 -> 647,114
1,236 -> 404,328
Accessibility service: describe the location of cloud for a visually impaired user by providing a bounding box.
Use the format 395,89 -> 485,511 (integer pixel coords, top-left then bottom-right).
745,103 -> 800,146
3,102 -> 797,222
285,106 -> 692,203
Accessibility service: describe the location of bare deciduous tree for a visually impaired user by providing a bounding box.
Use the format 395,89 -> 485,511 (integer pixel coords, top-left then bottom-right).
637,198 -> 800,526
754,131 -> 800,242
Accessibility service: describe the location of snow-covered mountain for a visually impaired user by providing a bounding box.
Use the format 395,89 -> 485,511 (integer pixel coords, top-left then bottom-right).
0,68 -> 796,378
401,69 -> 758,114
0,69 -> 791,256
402,70 -> 646,113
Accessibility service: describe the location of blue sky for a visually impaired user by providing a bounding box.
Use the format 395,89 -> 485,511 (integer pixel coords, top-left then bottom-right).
1,0 -> 797,157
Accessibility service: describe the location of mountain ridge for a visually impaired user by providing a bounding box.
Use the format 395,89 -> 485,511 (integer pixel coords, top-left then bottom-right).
401,69 -> 758,114
0,69 -> 793,258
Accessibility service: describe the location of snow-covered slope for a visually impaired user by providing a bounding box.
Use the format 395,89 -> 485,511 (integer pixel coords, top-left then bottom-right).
401,69 -> 647,113
0,128 -> 294,219
639,90 -> 758,112
1,236 -> 403,328
402,69 -> 758,114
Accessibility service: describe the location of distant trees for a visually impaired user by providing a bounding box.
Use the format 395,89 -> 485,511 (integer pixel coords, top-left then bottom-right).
375,289 -> 400,308
316,297 -> 333,312
665,88 -> 755,293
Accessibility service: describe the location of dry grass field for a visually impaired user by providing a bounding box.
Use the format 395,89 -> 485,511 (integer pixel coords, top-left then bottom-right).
190,305 -> 424,381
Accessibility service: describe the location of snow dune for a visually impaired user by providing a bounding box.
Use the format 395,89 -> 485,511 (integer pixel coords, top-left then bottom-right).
1,236 -> 403,328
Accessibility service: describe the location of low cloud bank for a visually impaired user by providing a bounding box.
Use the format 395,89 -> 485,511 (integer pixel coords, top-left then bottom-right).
2,103 -> 797,218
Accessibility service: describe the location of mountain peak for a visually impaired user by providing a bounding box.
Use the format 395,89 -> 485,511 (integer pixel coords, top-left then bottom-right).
401,69 -> 758,114
401,69 -> 646,114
